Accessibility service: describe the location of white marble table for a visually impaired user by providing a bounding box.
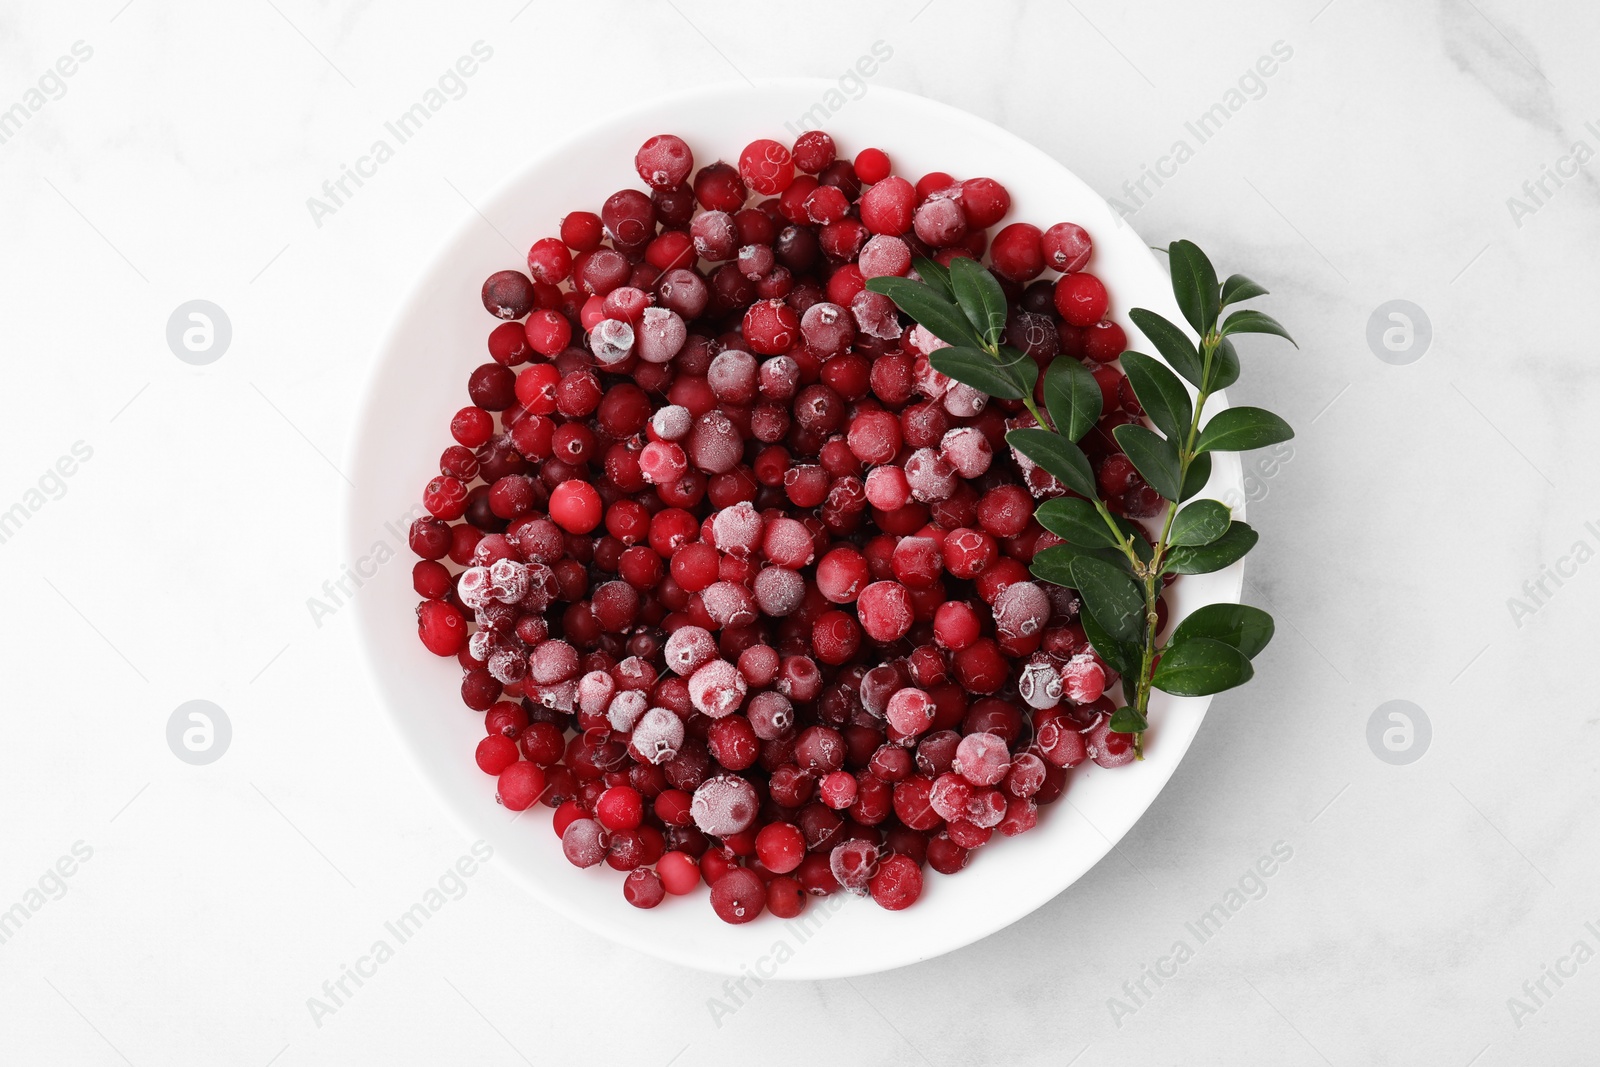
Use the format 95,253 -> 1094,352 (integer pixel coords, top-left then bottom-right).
1,0 -> 1591,1063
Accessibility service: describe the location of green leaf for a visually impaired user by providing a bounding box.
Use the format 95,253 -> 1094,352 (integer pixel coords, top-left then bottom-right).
999,346 -> 1041,400
1030,543 -> 1132,588
1221,309 -> 1296,347
1169,500 -> 1231,546
1119,352 -> 1193,443
1170,604 -> 1275,659
1163,521 -> 1258,574
1005,428 -> 1097,500
1109,706 -> 1148,733
1112,423 -> 1181,501
1042,356 -> 1102,443
1168,240 -> 1220,335
912,256 -> 953,302
1071,556 -> 1146,645
1206,338 -> 1240,392
931,347 -> 1025,400
1128,308 -> 1204,388
1180,452 -> 1212,501
1080,608 -> 1141,676
864,276 -> 983,349
1036,497 -> 1121,548
948,257 -> 1008,348
1152,637 -> 1254,696
1220,274 -> 1269,306
1196,407 -> 1295,453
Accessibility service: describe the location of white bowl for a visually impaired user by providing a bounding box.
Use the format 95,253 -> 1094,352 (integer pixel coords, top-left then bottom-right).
347,79 -> 1245,979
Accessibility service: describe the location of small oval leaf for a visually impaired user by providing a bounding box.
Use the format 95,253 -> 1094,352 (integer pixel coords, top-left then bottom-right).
1078,599 -> 1142,676
912,256 -> 954,302
1180,451 -> 1212,501
1170,603 -> 1275,658
1071,555 -> 1146,645
1120,351 -> 1193,443
1169,499 -> 1231,546
931,347 -> 1025,400
1129,308 -> 1204,387
1151,637 -> 1254,696
1206,337 -> 1241,392
1043,356 -> 1102,443
1006,428 -> 1097,500
1031,543 -> 1131,588
1036,497 -> 1121,548
1196,407 -> 1295,453
1112,423 -> 1182,501
864,276 -> 984,349
1221,308 -> 1296,346
1109,706 -> 1148,733
1163,521 -> 1258,574
1220,273 -> 1269,306
1168,240 -> 1220,335
948,257 -> 1009,348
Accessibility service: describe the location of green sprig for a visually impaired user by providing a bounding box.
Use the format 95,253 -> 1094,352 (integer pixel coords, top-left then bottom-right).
865,240 -> 1294,757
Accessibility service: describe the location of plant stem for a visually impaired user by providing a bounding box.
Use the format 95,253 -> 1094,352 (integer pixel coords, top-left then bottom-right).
1127,332 -> 1220,757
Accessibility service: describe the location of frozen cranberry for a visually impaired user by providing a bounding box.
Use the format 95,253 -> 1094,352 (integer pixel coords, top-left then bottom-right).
738,139 -> 794,196
1042,222 -> 1093,273
868,853 -> 923,910
754,822 -> 806,874
860,175 -> 915,235
636,134 -> 693,188
766,875 -> 807,918
1054,272 -> 1109,327
710,867 -> 766,923
791,130 -> 836,173
856,581 -> 913,643
989,223 -> 1044,282
743,299 -> 800,355
481,270 -> 535,320
913,195 -> 966,247
1083,320 -> 1127,363
854,147 -> 891,183
658,851 -> 700,895
560,211 -> 603,251
549,480 -> 602,533
524,309 -> 572,357
498,762 -> 546,811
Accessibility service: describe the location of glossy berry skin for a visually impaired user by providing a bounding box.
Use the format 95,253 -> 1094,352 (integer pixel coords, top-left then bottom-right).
1054,272 -> 1109,327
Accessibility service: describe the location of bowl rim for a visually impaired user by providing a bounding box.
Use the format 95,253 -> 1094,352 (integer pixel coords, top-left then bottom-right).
344,76 -> 1245,978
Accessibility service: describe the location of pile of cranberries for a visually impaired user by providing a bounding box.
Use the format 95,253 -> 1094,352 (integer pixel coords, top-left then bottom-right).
410,129 -> 1165,924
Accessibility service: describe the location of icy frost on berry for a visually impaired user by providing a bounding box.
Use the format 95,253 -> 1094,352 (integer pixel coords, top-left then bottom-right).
904,448 -> 957,503
606,689 -> 648,732
631,707 -> 685,765
457,566 -> 493,609
578,670 -> 616,717
636,307 -> 687,363
711,502 -> 764,558
650,404 -> 692,441
590,318 -> 635,364
943,381 -> 987,417
664,625 -> 717,676
993,581 -> 1052,639
486,558 -> 529,604
1017,655 -> 1063,710
939,426 -> 993,479
691,774 -> 759,836
688,658 -> 748,718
